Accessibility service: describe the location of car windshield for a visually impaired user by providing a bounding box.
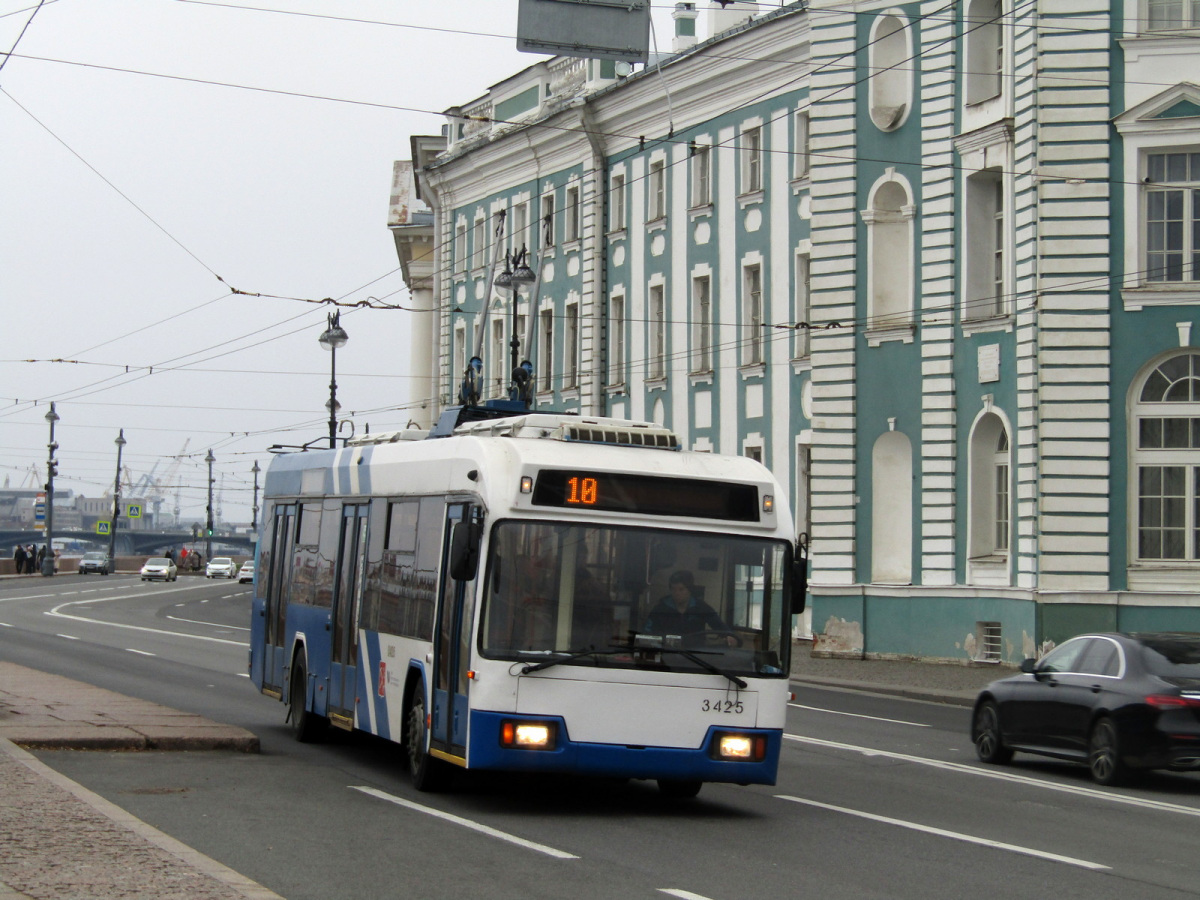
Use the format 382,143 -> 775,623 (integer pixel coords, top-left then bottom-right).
213,558 -> 232,565
146,558 -> 170,565
1138,635 -> 1200,679
479,520 -> 792,678
83,553 -> 105,560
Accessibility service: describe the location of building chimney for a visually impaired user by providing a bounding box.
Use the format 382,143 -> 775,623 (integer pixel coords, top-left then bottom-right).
707,0 -> 754,38
673,2 -> 699,53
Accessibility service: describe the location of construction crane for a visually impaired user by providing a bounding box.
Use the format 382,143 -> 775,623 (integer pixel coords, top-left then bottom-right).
158,439 -> 190,527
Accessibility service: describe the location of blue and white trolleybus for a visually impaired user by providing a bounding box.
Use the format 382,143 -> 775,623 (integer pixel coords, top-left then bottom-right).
249,409 -> 805,796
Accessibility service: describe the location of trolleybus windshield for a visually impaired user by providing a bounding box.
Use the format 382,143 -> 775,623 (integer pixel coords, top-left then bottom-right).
480,521 -> 791,677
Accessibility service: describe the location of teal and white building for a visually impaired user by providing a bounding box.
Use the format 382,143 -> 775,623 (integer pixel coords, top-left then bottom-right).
391,1 -> 1200,663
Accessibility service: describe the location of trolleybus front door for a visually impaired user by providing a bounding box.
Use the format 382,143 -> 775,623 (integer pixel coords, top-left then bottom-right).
431,503 -> 474,757
330,503 -> 369,726
262,503 -> 297,693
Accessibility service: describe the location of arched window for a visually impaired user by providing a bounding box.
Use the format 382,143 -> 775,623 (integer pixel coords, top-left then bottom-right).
869,14 -> 912,131
1132,353 -> 1200,564
863,169 -> 916,336
871,431 -> 913,584
968,411 -> 1011,585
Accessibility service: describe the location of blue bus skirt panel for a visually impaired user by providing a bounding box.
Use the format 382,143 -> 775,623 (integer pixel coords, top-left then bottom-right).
467,711 -> 782,785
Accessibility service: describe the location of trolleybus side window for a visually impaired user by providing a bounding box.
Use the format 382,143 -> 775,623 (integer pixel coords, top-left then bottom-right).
375,497 -> 441,641
288,502 -> 323,608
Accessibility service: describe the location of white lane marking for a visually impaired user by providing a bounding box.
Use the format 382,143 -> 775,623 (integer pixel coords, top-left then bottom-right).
659,890 -> 717,900
236,673 -> 250,678
57,634 -> 80,640
785,734 -> 1200,818
789,703 -> 930,728
0,622 -> 10,627
350,786 -> 579,859
61,591 -> 80,596
166,614 -> 250,632
46,585 -> 247,646
126,648 -> 156,657
777,795 -> 1108,871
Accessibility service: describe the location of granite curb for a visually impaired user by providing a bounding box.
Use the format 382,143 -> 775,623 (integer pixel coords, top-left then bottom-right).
0,662 -> 259,752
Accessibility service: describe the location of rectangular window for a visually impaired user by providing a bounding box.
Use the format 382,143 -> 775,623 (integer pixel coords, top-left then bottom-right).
539,308 -> 554,392
512,202 -> 529,252
649,284 -> 665,379
542,194 -> 556,249
1146,152 -> 1200,283
966,168 -> 1006,317
455,222 -> 468,273
610,173 -> 626,231
565,185 -> 581,243
1138,465 -> 1188,559
472,216 -> 487,269
994,462 -> 1010,552
609,294 -> 626,383
794,254 -> 810,359
564,303 -> 579,388
454,323 -> 466,382
691,275 -> 711,373
743,126 -> 763,193
649,160 -> 666,220
491,319 -> 506,397
744,264 -> 763,365
745,446 -> 763,463
793,112 -> 810,180
1146,0 -> 1200,30
691,145 -> 711,207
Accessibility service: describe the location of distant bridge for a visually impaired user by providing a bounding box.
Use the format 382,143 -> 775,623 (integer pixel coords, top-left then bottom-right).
1,529 -> 256,556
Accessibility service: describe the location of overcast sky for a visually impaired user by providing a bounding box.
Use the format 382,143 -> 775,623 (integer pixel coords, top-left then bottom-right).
1,0 -> 695,528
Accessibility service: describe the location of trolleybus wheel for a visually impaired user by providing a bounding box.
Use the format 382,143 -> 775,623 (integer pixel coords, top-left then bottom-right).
657,779 -> 702,799
406,687 -> 447,792
288,657 -> 327,743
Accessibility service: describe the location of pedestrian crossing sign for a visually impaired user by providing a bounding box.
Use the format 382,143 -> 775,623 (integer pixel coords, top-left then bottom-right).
127,504 -> 141,518
96,521 -> 111,535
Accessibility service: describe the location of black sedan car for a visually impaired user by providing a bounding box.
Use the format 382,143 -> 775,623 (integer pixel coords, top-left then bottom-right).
971,632 -> 1200,785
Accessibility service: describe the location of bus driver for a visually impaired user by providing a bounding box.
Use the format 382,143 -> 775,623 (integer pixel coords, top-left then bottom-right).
642,570 -> 739,648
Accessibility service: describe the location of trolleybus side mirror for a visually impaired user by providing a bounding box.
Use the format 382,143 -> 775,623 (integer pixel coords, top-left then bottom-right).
450,521 -> 482,581
791,558 -> 808,615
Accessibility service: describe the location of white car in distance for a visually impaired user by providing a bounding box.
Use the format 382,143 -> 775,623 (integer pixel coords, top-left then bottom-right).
205,557 -> 237,579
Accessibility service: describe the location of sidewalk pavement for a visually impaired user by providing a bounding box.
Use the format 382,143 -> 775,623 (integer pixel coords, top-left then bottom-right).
0,662 -> 277,900
0,648 -> 1014,899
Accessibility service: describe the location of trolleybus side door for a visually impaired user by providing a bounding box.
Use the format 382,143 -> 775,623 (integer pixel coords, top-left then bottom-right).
329,503 -> 369,725
431,502 -> 476,757
262,503 -> 297,693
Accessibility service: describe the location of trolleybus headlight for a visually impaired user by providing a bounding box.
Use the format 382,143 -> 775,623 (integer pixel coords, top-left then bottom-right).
713,732 -> 766,761
500,720 -> 556,750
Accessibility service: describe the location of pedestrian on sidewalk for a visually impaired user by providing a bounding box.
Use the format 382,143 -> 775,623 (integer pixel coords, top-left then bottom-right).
14,544 -> 25,574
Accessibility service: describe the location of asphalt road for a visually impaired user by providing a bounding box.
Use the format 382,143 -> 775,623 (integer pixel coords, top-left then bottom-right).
3,576 -> 1200,900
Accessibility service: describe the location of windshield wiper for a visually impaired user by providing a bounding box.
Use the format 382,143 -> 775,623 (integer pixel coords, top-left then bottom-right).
659,648 -> 748,689
519,647 -> 626,675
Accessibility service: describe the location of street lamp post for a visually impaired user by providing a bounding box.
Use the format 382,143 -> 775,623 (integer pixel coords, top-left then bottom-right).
251,460 -> 261,532
107,429 -> 126,566
41,403 -> 59,576
205,448 -> 215,561
319,312 -> 349,449
495,246 -> 538,406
